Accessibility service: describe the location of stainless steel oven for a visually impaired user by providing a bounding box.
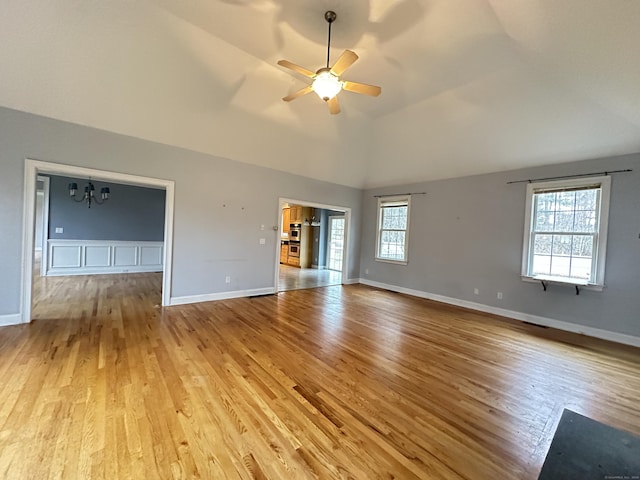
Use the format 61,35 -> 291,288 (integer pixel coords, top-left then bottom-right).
289,227 -> 301,241
288,241 -> 300,257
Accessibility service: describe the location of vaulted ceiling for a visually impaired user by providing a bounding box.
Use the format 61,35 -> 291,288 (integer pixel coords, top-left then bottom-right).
1,1 -> 639,188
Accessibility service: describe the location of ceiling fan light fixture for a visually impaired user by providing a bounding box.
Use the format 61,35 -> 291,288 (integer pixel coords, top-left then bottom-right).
277,10 -> 380,113
312,69 -> 342,101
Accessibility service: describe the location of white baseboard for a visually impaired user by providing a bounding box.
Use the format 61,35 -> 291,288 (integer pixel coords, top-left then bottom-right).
0,313 -> 24,327
358,278 -> 640,348
343,277 -> 360,285
169,287 -> 276,306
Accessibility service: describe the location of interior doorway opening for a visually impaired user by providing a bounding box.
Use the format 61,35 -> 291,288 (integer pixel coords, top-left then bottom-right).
275,199 -> 350,293
21,159 -> 175,323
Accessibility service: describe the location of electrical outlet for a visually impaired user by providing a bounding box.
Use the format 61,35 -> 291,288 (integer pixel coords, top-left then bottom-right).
55,227 -> 63,233
365,269 -> 369,275
259,238 -> 266,245
225,276 -> 231,283
474,288 -> 479,295
497,292 -> 503,300
260,224 -> 265,231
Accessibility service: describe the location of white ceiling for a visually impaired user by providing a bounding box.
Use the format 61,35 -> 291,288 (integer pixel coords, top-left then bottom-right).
0,1 -> 639,188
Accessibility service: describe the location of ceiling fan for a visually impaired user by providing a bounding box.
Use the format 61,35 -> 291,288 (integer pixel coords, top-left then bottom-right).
277,10 -> 381,115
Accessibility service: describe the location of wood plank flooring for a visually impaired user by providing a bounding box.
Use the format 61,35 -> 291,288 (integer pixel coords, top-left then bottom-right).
1,272 -> 640,478
278,265 -> 342,292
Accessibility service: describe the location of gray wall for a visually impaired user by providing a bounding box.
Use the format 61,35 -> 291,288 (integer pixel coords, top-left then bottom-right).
360,153 -> 640,338
2,104 -> 638,341
48,174 -> 165,241
0,106 -> 362,314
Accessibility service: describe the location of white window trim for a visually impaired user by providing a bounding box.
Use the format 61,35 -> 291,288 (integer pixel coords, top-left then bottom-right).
521,175 -> 611,289
375,195 -> 411,265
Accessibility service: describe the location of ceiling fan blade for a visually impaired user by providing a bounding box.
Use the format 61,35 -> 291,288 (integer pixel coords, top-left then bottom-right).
327,96 -> 341,115
330,50 -> 358,76
342,81 -> 382,97
277,60 -> 316,78
282,86 -> 313,102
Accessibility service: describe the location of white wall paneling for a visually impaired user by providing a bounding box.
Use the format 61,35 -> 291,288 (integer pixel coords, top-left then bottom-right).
47,240 -> 163,276
113,246 -> 137,266
140,246 -> 162,266
85,245 -> 110,267
50,245 -> 82,268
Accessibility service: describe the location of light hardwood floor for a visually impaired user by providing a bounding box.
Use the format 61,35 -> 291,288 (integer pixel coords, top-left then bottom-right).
278,265 -> 342,292
2,272 -> 639,478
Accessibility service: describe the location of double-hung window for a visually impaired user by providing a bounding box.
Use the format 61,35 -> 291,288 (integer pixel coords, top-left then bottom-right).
522,176 -> 611,287
376,196 -> 411,264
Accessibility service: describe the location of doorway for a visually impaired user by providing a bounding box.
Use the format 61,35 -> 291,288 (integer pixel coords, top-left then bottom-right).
21,159 -> 175,323
327,215 -> 345,272
275,199 -> 349,293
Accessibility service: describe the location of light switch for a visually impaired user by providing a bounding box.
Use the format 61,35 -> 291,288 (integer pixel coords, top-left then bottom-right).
55,227 -> 64,234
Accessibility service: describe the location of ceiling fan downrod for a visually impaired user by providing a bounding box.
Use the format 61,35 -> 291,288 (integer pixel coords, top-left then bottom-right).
325,11 -> 336,69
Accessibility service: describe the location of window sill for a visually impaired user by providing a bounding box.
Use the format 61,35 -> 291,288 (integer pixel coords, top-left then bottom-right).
522,275 -> 604,292
375,257 -> 408,266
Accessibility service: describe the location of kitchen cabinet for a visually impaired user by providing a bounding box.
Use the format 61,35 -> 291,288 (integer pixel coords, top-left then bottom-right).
290,205 -> 303,224
282,205 -> 314,268
282,208 -> 291,237
287,256 -> 300,267
280,242 -> 288,264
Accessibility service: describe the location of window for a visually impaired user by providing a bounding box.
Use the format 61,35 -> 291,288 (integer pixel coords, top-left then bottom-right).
522,176 -> 611,286
376,196 -> 411,264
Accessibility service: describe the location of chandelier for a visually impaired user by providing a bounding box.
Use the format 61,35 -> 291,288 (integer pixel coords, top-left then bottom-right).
68,181 -> 110,208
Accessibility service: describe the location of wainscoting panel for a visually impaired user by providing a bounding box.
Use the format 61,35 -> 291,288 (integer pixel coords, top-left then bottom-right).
114,246 -> 137,266
140,246 -> 162,266
84,246 -> 110,267
47,240 -> 163,276
50,245 -> 81,268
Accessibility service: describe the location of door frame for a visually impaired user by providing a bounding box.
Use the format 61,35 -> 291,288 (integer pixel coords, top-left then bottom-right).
21,159 -> 175,323
274,198 -> 351,293
36,175 -> 51,277
326,215 -> 346,272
